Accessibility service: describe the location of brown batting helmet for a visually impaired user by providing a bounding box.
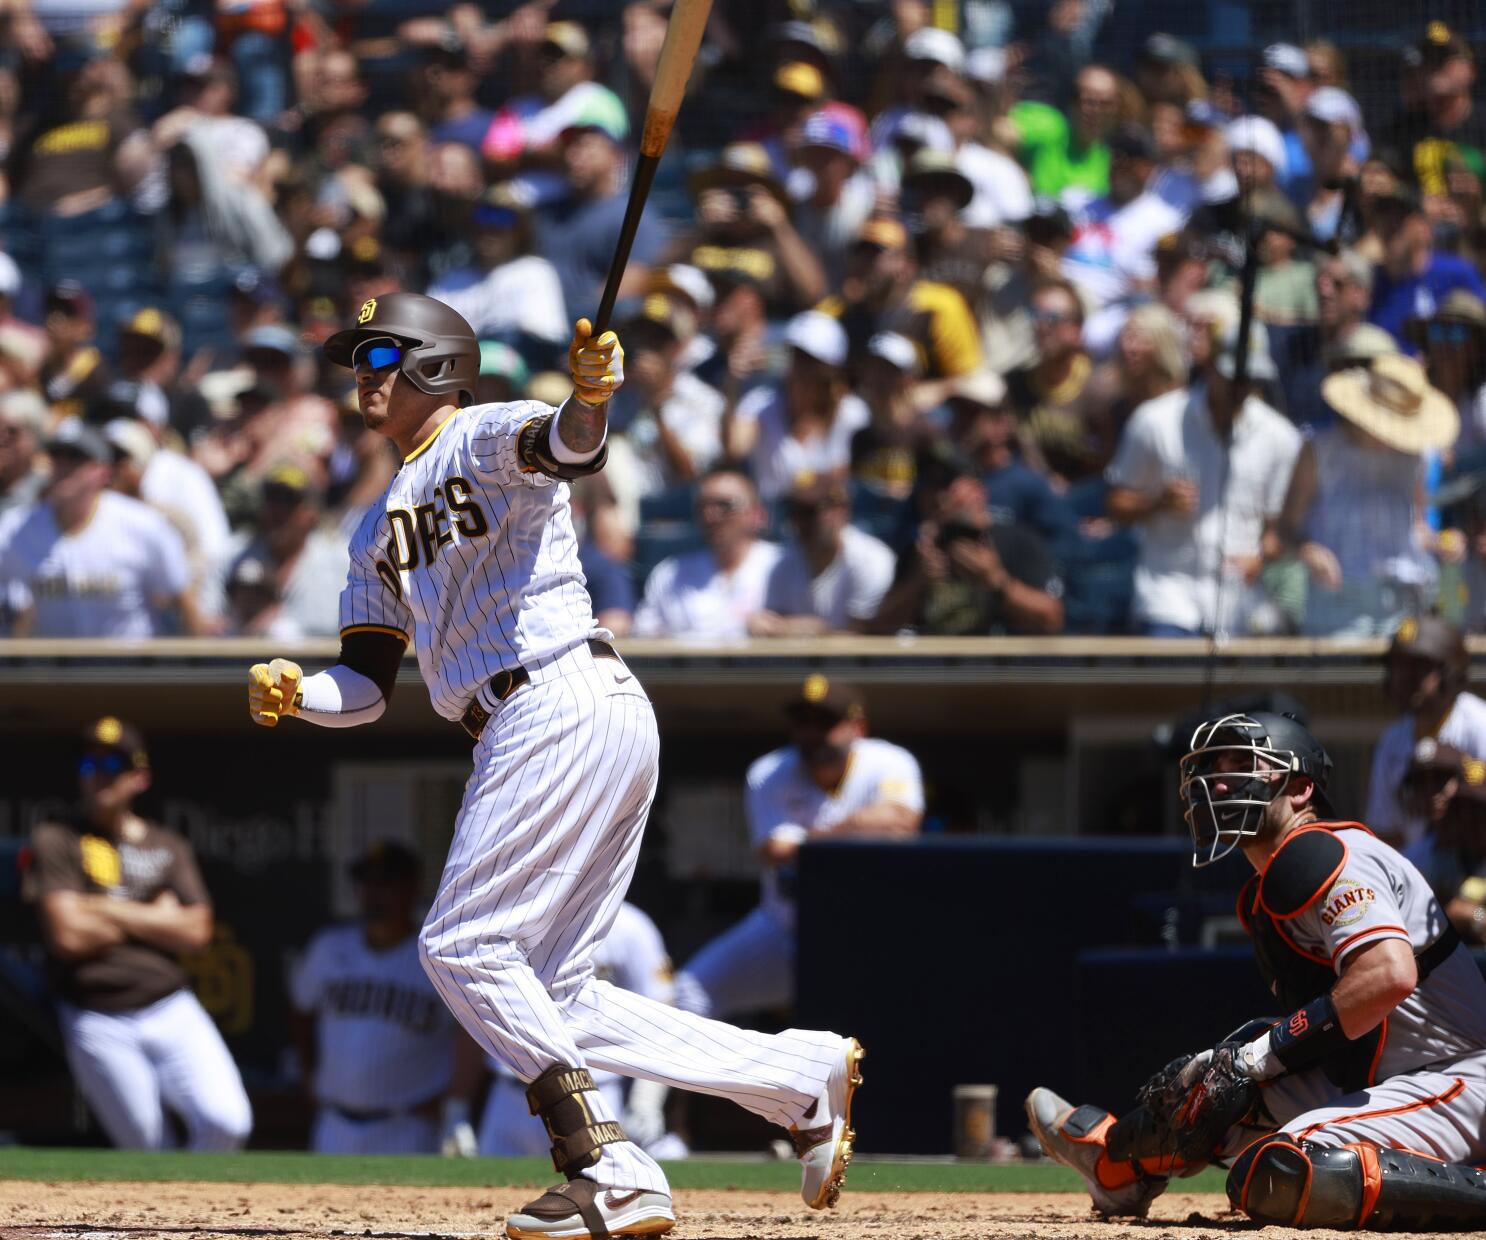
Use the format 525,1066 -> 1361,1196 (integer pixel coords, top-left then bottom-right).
324,293 -> 479,404
1387,614 -> 1469,694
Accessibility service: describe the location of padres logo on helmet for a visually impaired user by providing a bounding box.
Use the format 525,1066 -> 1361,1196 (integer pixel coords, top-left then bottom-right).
357,298 -> 378,325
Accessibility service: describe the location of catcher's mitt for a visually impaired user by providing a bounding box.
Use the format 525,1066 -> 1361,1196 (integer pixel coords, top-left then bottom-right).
1136,1046 -> 1259,1164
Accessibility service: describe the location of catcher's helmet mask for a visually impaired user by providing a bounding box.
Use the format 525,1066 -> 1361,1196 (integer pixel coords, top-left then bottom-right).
1179,711 -> 1335,867
324,293 -> 479,406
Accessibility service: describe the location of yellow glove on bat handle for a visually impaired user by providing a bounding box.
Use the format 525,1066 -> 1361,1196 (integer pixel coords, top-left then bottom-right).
568,317 -> 624,407
248,658 -> 303,727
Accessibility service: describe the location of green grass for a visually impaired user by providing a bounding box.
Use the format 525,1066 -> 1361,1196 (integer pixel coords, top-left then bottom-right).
0,1148 -> 1228,1194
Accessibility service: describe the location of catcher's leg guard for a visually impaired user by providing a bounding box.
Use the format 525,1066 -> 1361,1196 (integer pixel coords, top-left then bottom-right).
1228,1136 -> 1486,1230
1105,1104 -> 1205,1178
526,1064 -> 627,1177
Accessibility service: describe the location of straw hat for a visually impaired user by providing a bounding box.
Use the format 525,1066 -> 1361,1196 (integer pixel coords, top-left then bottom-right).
1321,353 -> 1459,454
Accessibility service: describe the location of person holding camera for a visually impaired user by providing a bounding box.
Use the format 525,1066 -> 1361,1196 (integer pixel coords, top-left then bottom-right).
869,445 -> 1064,635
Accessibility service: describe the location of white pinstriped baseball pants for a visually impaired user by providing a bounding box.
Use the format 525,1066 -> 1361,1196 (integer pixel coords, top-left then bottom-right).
418,641 -> 843,1194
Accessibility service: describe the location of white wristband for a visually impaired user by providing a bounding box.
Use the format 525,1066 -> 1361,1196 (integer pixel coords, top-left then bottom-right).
550,399 -> 606,464
297,664 -> 386,728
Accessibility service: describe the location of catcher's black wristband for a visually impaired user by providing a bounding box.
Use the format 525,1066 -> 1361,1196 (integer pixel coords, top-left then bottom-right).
1269,995 -> 1347,1073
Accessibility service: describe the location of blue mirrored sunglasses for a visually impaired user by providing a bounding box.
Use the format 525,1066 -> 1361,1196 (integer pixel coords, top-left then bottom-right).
352,337 -> 404,371
79,753 -> 127,777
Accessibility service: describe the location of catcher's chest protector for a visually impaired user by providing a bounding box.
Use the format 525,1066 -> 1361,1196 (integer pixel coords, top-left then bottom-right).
1237,825 -> 1381,1093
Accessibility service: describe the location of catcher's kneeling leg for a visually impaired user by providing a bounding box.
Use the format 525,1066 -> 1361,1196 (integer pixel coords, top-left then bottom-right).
1228,1135 -> 1486,1230
526,1064 -> 628,1177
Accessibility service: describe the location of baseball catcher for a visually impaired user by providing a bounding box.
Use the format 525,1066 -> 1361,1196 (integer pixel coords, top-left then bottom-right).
1027,711 -> 1486,1230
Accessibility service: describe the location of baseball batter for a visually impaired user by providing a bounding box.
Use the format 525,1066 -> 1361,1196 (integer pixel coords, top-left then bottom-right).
290,840 -> 460,1155
247,294 -> 862,1240
469,901 -> 683,1159
25,717 -> 252,1150
1028,711 -> 1486,1230
675,676 -> 923,1021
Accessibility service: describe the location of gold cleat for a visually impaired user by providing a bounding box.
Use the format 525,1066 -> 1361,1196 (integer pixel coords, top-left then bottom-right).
794,1037 -> 865,1209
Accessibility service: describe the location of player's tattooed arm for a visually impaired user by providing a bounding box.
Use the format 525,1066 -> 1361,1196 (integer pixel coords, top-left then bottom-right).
557,393 -> 609,457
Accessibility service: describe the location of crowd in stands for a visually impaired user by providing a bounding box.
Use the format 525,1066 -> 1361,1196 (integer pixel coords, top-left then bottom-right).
5,3 -> 1486,638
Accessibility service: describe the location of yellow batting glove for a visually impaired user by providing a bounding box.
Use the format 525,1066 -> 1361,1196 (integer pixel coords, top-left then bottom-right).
568,317 -> 624,407
248,658 -> 303,727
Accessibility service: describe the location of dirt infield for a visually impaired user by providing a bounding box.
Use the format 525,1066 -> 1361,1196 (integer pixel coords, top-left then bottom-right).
0,1180 -> 1455,1240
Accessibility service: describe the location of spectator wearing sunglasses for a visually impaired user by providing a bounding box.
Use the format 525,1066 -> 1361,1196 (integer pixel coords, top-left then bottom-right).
757,474 -> 895,635
23,717 -> 252,1150
0,420 -> 204,637
1406,291 -> 1486,457
632,467 -> 781,639
427,182 -> 567,356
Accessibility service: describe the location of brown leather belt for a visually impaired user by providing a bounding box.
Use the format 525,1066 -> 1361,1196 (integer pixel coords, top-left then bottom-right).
459,639 -> 621,740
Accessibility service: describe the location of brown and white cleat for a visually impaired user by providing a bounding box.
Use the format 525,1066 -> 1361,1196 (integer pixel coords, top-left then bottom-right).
792,1036 -> 866,1210
504,1180 -> 675,1239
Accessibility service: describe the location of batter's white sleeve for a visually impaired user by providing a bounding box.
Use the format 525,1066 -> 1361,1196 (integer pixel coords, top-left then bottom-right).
297,663 -> 386,728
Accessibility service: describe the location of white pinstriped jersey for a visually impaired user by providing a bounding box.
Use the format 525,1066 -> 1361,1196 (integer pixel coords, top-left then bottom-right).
339,401 -> 600,720
1276,826 -> 1486,1076
291,925 -> 456,1111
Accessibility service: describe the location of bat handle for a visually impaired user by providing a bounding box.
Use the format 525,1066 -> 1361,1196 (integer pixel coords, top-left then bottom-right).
592,152 -> 662,336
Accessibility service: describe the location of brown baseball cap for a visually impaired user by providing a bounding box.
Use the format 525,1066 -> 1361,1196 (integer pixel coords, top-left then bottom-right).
785,674 -> 864,723
350,839 -> 421,883
82,716 -> 149,769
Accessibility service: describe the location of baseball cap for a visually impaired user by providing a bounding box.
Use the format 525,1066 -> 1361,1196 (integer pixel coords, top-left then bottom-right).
119,306 -> 181,353
784,673 -> 864,724
1108,124 -> 1159,163
0,389 -> 47,437
1304,86 -> 1364,137
687,142 -> 788,207
1142,32 -> 1198,67
1212,323 -> 1278,383
881,110 -> 954,155
648,264 -> 715,313
104,417 -> 156,468
951,366 -> 1008,409
1226,115 -> 1288,178
785,471 -> 848,510
966,46 -> 1006,85
558,88 -> 629,143
799,110 -> 860,159
261,460 -> 319,501
1410,21 -> 1472,69
46,280 -> 94,320
543,21 -> 590,59
350,839 -> 421,883
82,716 -> 149,769
856,215 -> 909,251
901,149 -> 974,210
1262,43 -> 1309,79
46,417 -> 110,463
775,61 -> 825,101
785,310 -> 848,367
904,27 -> 964,72
244,324 -> 305,359
867,331 -> 920,375
479,340 -> 530,386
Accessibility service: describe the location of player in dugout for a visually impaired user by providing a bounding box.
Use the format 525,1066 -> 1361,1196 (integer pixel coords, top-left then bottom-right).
24,717 -> 252,1150
1027,711 -> 1486,1230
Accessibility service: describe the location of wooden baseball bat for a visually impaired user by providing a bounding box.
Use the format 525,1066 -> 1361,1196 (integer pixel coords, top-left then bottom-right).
591,0 -> 715,335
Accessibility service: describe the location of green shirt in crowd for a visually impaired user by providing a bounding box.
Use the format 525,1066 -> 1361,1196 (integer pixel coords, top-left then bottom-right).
1009,100 -> 1110,201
